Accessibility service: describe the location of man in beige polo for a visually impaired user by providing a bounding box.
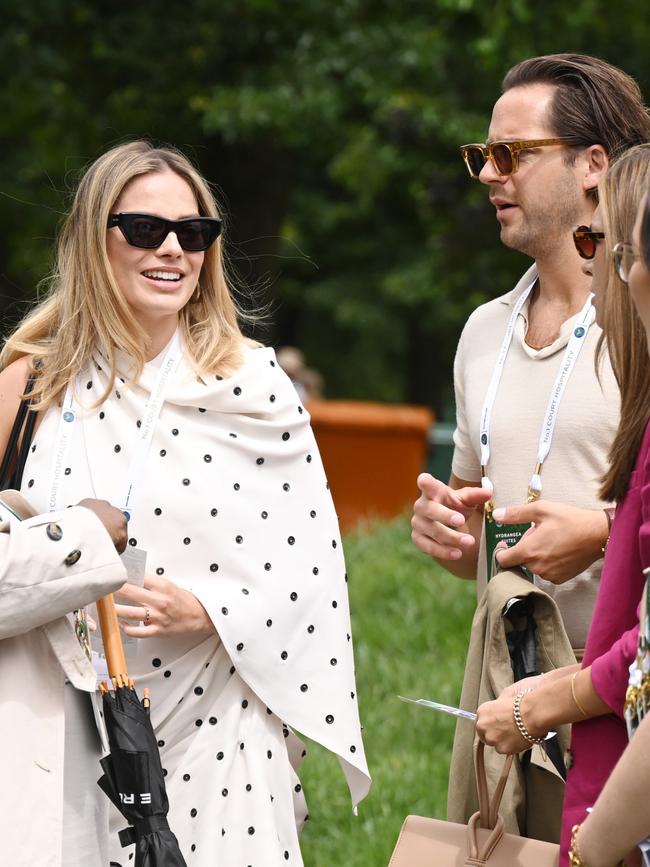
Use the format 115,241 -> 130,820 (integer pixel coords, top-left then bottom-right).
412,53 -> 650,651
410,53 -> 650,835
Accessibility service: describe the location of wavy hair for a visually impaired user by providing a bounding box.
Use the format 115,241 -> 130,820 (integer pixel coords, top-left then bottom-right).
1,140 -> 257,408
596,144 -> 650,502
503,55 -> 650,199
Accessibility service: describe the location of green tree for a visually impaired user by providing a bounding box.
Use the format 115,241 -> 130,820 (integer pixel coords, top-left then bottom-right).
1,1 -> 649,412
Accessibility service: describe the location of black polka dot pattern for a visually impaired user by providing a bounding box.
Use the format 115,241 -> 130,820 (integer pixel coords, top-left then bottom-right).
24,345 -> 368,864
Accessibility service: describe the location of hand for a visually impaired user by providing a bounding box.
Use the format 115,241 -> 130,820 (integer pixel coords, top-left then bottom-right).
476,692 -> 539,754
78,498 -> 128,553
411,473 -> 492,561
114,574 -> 216,638
492,501 -> 608,584
498,673 -> 545,700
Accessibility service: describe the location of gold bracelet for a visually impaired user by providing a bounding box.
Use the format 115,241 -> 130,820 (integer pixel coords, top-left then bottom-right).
602,506 -> 615,555
569,821 -> 625,866
512,688 -> 546,746
571,671 -> 589,717
569,824 -> 586,866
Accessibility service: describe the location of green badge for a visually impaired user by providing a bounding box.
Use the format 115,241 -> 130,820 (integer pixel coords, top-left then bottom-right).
485,514 -> 535,582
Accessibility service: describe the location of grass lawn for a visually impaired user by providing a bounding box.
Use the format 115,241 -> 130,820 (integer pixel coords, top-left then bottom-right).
300,514 -> 476,866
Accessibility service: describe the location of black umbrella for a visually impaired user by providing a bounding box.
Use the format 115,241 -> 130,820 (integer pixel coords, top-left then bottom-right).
96,596 -> 187,867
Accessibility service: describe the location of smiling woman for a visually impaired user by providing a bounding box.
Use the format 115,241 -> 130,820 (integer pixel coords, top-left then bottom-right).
105,171 -> 209,356
0,141 -> 370,867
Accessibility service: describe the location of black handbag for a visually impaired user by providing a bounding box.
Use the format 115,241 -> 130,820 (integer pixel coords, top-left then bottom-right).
0,373 -> 38,490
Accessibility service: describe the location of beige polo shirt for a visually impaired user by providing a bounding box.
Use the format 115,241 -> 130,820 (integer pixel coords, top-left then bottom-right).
451,265 -> 620,649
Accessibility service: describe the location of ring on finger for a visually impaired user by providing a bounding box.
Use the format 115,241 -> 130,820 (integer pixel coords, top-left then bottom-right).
144,607 -> 151,627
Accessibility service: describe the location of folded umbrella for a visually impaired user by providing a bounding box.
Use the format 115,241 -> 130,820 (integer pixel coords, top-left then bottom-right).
96,595 -> 187,867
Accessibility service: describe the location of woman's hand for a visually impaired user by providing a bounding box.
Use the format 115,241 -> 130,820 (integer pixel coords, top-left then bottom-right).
476,691 -> 543,754
498,674 -> 545,700
114,574 -> 216,638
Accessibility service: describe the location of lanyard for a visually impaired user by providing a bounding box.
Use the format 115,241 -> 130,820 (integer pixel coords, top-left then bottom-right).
49,332 -> 183,517
479,283 -> 595,504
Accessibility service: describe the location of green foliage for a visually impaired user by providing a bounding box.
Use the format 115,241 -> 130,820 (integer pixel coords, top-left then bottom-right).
299,514 -> 476,865
1,2 -> 650,411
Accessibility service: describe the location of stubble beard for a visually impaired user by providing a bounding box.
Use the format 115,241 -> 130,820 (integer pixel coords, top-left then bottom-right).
499,170 -> 584,261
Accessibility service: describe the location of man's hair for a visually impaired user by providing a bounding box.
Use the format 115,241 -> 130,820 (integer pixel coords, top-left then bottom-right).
503,54 -> 650,161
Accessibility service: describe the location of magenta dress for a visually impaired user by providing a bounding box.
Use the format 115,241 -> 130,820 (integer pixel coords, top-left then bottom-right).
559,419 -> 650,863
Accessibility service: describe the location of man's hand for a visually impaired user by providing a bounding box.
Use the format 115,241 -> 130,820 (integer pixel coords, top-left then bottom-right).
493,501 -> 608,584
411,473 -> 492,562
78,498 -> 128,554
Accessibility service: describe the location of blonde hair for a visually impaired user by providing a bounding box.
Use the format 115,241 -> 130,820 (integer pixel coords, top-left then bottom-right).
1,140 -> 256,408
597,143 -> 650,502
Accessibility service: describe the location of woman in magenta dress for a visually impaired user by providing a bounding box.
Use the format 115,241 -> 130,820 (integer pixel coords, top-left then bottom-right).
570,172 -> 650,867
475,143 -> 650,864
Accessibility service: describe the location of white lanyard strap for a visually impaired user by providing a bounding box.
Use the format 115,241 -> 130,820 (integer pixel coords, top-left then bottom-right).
479,285 -> 595,499
479,279 -> 536,494
121,333 -> 183,517
48,391 -> 77,512
49,332 -> 183,516
527,294 -> 595,498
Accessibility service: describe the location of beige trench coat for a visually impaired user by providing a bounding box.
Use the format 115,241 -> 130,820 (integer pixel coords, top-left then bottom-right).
447,569 -> 576,843
0,497 -> 126,867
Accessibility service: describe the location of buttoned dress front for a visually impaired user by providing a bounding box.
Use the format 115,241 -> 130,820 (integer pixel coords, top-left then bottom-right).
22,340 -> 371,866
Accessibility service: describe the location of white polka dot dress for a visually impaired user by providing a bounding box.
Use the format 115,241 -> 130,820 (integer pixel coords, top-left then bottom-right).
22,339 -> 370,866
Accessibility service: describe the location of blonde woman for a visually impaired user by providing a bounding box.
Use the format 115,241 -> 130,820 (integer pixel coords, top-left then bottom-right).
0,141 -> 370,866
475,144 -> 650,863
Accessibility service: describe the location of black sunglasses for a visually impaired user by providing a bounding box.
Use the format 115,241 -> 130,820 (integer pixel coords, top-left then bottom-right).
573,225 -> 606,260
107,212 -> 222,252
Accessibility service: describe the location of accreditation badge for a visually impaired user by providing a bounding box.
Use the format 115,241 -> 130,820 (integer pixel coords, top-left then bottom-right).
484,513 -> 535,582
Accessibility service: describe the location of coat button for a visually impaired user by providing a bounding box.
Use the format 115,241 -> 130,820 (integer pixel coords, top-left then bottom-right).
46,523 -> 63,541
64,549 -> 82,566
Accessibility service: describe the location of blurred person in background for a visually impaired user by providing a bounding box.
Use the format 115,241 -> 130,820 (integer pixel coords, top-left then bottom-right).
276,345 -> 324,402
0,140 -> 369,866
410,54 -> 650,841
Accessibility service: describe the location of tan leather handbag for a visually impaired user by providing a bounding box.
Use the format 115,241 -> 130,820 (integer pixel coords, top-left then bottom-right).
388,742 -> 559,866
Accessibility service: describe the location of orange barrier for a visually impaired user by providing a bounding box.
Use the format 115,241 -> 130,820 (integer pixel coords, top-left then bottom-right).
307,399 -> 435,533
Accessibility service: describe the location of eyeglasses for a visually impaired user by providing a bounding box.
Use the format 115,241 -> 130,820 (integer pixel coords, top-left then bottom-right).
612,242 -> 640,284
107,212 -> 222,252
460,138 -> 571,179
573,225 -> 606,260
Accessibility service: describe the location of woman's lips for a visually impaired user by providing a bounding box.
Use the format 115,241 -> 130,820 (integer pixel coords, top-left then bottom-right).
141,270 -> 184,289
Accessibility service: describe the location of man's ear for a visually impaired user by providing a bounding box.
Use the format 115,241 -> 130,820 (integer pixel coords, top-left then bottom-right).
583,144 -> 609,194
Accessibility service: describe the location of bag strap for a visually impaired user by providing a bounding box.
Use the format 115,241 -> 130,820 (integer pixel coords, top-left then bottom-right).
476,740 -> 514,830
0,373 -> 38,490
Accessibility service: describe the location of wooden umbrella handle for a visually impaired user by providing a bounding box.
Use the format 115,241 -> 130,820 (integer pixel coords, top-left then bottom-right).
96,594 -> 128,681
